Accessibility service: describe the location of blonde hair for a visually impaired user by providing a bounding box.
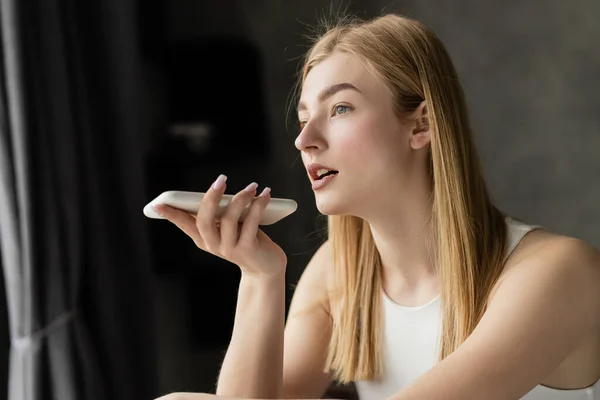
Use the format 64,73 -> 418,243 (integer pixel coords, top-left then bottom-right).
297,13 -> 508,383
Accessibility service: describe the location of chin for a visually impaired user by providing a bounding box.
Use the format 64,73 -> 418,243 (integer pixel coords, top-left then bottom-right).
314,193 -> 351,216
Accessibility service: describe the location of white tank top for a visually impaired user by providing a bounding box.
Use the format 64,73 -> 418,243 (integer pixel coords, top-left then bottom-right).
355,217 -> 600,399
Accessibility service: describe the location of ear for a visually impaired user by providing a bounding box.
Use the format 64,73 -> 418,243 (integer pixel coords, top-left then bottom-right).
409,101 -> 431,150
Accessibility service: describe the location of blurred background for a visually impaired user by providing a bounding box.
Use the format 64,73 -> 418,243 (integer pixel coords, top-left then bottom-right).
0,0 -> 598,399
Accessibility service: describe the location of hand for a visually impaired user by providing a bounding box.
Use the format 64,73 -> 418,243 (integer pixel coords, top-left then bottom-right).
153,174 -> 287,277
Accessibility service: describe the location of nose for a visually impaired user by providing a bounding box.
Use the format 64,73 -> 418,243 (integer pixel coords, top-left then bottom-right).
294,121 -> 326,153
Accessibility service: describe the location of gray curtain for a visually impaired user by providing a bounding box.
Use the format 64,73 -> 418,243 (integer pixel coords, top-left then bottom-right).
0,0 -> 156,399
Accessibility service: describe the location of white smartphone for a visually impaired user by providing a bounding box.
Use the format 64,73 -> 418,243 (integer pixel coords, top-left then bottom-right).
143,190 -> 298,226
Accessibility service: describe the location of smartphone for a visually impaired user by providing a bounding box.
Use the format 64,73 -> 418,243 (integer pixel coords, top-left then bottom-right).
143,190 -> 298,226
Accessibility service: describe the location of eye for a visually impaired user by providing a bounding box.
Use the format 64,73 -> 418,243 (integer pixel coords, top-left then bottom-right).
333,104 -> 352,116
298,120 -> 307,130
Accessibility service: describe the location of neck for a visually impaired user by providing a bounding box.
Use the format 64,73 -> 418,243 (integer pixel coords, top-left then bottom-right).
361,183 -> 439,305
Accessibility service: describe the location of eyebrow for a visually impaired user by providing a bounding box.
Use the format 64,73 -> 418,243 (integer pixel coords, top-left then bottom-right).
297,82 -> 362,112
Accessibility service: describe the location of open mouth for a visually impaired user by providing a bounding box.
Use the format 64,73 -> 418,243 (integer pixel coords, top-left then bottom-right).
315,169 -> 339,181
307,163 -> 339,185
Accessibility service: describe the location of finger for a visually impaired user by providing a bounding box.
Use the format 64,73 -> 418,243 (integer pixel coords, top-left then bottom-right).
154,204 -> 206,249
220,182 -> 258,250
239,187 -> 271,245
196,174 -> 227,251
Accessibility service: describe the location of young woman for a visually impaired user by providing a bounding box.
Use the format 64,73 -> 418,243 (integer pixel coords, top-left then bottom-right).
154,13 -> 600,400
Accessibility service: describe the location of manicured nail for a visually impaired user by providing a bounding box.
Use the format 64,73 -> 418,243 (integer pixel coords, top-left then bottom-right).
244,182 -> 259,192
259,187 -> 271,197
212,174 -> 227,190
152,204 -> 164,217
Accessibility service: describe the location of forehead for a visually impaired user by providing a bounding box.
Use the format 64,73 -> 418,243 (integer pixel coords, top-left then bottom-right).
299,51 -> 387,105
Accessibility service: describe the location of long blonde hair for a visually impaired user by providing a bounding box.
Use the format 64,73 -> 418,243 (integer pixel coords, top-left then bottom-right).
297,14 -> 508,383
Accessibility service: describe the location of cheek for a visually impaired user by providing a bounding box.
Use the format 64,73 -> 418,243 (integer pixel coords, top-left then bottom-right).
336,130 -> 366,155
335,117 -> 406,165
335,119 -> 379,155
332,122 -> 393,188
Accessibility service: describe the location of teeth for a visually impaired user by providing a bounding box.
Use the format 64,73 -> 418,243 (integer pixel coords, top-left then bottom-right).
317,169 -> 330,178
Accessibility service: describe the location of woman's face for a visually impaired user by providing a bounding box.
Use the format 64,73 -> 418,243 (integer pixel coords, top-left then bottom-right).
296,51 -> 430,217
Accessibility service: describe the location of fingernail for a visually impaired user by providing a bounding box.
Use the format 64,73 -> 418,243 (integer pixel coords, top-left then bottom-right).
259,187 -> 271,197
244,182 -> 259,192
152,204 -> 164,217
212,174 -> 227,190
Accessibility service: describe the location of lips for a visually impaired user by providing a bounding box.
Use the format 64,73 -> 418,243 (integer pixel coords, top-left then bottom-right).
311,173 -> 337,190
306,163 -> 339,182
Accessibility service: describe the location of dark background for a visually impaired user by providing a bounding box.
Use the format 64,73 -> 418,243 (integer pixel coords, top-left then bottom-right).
0,0 -> 599,397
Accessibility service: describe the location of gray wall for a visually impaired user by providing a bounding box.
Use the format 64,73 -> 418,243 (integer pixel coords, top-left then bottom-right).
147,0 -> 600,395
386,0 -> 600,245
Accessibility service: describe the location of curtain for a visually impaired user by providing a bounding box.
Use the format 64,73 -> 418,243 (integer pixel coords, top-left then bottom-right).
0,0 -> 156,398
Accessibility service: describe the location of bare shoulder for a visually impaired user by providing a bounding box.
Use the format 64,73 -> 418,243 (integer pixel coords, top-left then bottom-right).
504,228 -> 600,277
495,227 -> 600,322
481,229 -> 600,388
